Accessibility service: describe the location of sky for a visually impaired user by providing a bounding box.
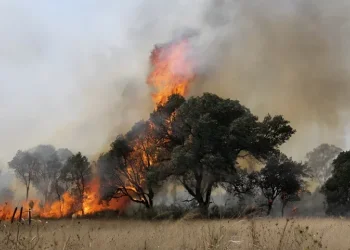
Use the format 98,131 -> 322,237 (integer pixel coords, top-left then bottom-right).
0,1 -> 145,164
1,0 -> 350,169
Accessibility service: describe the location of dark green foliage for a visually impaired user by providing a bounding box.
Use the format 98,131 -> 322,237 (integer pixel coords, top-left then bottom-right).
321,151 -> 350,215
252,153 -> 310,215
168,93 -> 295,213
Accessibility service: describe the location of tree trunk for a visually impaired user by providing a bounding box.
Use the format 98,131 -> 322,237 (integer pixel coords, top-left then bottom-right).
199,202 -> 210,217
148,186 -> 154,209
199,184 -> 213,217
26,186 -> 30,201
267,202 -> 272,215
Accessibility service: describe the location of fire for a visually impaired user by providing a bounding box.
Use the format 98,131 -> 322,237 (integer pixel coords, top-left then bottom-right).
78,178 -> 128,216
147,38 -> 196,105
0,177 -> 129,221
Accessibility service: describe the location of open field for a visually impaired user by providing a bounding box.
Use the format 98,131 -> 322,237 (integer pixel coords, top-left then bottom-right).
0,218 -> 349,249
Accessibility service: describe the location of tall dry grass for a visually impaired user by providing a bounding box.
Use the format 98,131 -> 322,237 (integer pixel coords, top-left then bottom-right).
0,218 -> 349,249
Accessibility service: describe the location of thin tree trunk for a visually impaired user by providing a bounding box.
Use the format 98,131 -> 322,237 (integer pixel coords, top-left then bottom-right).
26,186 -> 29,201
267,202 -> 272,215
148,186 -> 154,209
199,200 -> 210,217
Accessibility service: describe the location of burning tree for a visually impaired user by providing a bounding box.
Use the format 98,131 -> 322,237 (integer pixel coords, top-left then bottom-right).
60,152 -> 91,215
105,124 -> 156,208
98,95 -> 186,209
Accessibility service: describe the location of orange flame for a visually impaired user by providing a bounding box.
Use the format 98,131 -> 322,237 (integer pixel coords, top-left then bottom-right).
147,38 -> 195,105
0,177 -> 129,220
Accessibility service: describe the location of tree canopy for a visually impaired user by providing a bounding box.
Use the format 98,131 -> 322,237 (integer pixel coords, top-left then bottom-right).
5,92 -> 308,218
98,93 -> 296,214
166,93 -> 295,213
321,151 -> 350,215
252,152 -> 309,215
8,150 -> 40,201
98,95 -> 185,209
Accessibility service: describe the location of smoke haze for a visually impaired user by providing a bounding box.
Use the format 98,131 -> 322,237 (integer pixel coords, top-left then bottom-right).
1,0 -> 350,169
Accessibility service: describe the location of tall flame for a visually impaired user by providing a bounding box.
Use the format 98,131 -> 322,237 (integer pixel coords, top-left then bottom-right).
147,38 -> 195,105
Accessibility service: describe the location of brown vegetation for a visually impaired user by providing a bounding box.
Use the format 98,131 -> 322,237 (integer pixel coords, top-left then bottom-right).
0,218 -> 348,249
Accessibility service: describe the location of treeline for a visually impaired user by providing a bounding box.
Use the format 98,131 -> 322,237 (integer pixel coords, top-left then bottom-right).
5,93 -> 349,217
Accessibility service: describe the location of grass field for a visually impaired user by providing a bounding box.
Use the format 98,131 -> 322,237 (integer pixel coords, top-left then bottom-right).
0,217 -> 349,249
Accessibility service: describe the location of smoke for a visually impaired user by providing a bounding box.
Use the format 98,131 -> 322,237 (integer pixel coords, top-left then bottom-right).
190,0 -> 350,159
1,0 -> 350,168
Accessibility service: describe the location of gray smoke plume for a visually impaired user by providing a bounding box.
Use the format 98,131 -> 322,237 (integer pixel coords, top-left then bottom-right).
189,0 -> 350,159
1,0 -> 350,167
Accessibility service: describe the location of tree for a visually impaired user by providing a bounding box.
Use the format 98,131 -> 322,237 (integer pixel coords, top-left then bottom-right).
99,95 -> 185,209
52,148 -> 73,201
221,168 -> 255,198
8,151 -> 39,201
28,145 -> 74,203
306,143 -> 342,185
252,153 -> 309,216
99,123 -> 159,209
168,93 -> 295,214
321,151 -> 350,215
30,145 -> 60,203
60,152 -> 91,214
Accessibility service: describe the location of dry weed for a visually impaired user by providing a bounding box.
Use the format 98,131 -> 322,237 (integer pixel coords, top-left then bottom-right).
0,218 -> 348,249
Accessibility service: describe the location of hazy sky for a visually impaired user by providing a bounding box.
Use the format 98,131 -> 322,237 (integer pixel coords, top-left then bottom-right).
0,1 -> 144,163
1,0 -> 350,168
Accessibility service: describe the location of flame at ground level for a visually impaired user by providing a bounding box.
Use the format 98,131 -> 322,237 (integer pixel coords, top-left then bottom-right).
0,177 -> 129,220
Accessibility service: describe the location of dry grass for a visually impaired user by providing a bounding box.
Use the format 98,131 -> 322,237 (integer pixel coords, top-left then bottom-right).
0,218 -> 349,249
